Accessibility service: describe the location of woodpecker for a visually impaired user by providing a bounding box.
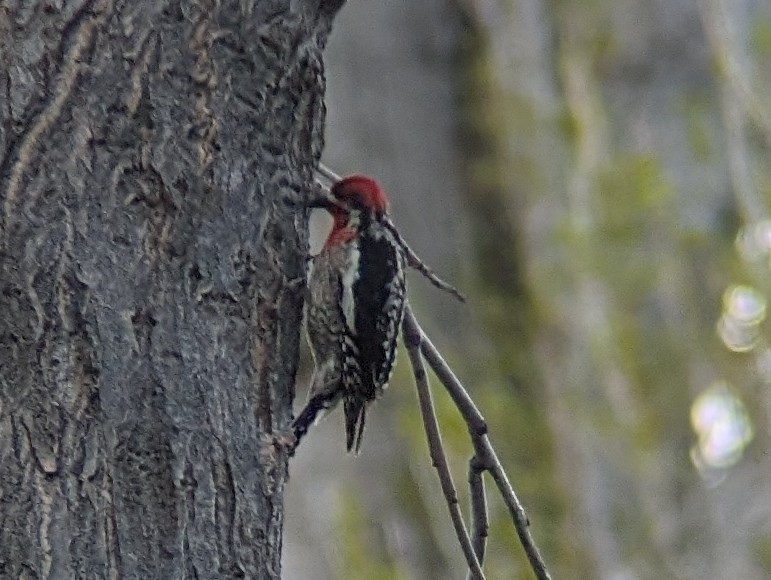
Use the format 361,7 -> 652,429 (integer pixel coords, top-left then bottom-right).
292,175 -> 407,453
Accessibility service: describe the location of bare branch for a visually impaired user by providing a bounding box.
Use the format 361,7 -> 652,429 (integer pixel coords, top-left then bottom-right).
382,217 -> 466,302
402,306 -> 485,580
403,305 -> 552,580
417,332 -> 487,436
468,455 -> 489,574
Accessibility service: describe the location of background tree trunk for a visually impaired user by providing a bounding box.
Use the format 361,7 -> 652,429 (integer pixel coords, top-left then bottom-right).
0,1 -> 337,577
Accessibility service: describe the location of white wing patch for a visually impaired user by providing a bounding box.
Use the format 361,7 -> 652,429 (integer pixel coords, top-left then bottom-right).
341,240 -> 360,334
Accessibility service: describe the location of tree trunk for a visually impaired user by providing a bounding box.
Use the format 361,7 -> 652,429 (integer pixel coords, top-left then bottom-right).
0,1 -> 338,577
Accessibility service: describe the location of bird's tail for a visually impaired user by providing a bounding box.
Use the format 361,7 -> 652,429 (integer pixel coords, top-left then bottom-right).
344,397 -> 368,454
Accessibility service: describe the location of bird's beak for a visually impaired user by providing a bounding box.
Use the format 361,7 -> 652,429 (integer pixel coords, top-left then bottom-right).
307,196 -> 335,210
307,191 -> 345,212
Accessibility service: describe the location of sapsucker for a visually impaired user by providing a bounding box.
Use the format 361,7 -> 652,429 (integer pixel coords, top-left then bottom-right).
292,175 -> 407,453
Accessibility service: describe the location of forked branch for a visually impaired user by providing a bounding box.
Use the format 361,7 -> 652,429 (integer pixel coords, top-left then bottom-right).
403,305 -> 552,580
402,308 -> 485,580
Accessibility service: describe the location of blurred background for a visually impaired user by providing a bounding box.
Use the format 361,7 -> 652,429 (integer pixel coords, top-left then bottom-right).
284,0 -> 771,578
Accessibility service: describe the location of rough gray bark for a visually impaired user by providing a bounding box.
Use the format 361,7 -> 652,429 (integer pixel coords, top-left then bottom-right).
0,1 -> 338,577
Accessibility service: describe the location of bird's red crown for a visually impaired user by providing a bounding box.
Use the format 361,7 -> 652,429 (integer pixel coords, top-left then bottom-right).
330,175 -> 388,214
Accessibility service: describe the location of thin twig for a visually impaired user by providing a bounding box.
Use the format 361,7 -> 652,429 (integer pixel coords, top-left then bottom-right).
480,440 -> 550,580
418,333 -> 487,436
468,455 -> 488,577
406,306 -> 552,580
402,306 -> 485,580
382,217 -> 466,302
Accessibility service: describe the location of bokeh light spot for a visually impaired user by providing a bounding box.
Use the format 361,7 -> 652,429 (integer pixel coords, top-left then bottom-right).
690,381 -> 754,478
717,285 -> 766,352
736,220 -> 771,262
